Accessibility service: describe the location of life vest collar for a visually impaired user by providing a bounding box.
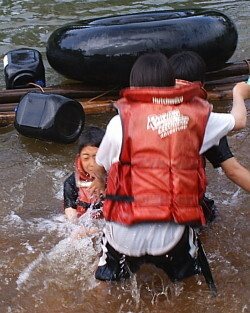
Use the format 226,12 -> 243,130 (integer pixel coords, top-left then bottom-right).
75,156 -> 94,186
120,80 -> 203,105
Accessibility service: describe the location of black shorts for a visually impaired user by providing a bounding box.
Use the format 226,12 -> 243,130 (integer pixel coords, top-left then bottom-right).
95,227 -> 201,282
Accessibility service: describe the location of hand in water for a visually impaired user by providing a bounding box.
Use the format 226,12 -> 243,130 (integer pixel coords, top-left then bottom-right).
65,207 -> 78,223
71,226 -> 99,239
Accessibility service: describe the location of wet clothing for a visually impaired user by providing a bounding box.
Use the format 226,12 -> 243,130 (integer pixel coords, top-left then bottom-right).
95,226 -> 201,282
95,113 -> 234,258
95,82 -> 235,285
204,135 -> 233,168
64,172 -> 80,209
63,157 -> 103,218
104,84 -> 211,226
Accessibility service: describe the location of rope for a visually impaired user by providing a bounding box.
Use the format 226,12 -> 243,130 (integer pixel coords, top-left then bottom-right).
86,86 -> 119,103
27,82 -> 45,93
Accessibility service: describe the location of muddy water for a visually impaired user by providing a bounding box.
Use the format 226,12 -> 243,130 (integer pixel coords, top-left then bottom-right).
0,1 -> 249,313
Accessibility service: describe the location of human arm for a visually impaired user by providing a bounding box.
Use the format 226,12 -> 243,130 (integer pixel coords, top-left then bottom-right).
89,164 -> 107,198
64,173 -> 78,222
204,136 -> 233,168
220,157 -> 250,192
204,136 -> 250,191
231,82 -> 250,130
89,114 -> 122,197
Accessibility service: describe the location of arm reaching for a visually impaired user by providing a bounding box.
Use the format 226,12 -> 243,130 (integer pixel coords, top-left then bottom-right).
221,157 -> 250,192
231,82 -> 250,130
89,163 -> 107,198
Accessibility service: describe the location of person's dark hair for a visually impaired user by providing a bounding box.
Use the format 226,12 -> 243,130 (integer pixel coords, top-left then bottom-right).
169,51 -> 206,84
129,52 -> 175,87
78,127 -> 105,154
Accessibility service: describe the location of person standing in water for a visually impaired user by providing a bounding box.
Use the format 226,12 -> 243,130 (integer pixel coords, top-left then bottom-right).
90,52 -> 249,293
169,50 -> 250,192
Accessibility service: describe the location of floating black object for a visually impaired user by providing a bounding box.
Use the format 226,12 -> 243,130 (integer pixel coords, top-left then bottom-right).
4,48 -> 45,89
14,92 -> 85,143
46,9 -> 238,86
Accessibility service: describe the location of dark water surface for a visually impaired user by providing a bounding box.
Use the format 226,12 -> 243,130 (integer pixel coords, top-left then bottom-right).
0,1 -> 249,313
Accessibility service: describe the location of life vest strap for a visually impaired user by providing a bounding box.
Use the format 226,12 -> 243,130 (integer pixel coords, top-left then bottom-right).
106,194 -> 134,202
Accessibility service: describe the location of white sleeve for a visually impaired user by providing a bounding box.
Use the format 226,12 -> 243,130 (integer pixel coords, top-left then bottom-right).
199,112 -> 235,154
95,115 -> 122,171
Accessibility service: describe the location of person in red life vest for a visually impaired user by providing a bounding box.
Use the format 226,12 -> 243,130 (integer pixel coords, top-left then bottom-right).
168,51 -> 250,223
63,127 -> 105,224
89,52 -> 249,294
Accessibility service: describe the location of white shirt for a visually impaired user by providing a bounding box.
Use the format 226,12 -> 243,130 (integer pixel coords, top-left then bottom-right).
96,112 -> 235,256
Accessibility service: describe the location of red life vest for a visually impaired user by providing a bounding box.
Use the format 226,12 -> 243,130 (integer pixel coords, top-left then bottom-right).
103,81 -> 211,226
75,157 -> 103,218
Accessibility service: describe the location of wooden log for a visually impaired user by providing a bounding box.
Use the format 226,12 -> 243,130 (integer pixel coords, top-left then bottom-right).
207,90 -> 232,101
0,58 -> 248,105
205,82 -> 237,91
0,83 -> 236,116
0,82 -> 246,127
79,99 -> 116,114
0,104 -> 18,112
0,79 -> 239,115
205,59 -> 250,80
0,96 -> 118,114
0,61 -> 248,106
204,74 -> 248,87
0,84 -> 120,104
0,112 -> 15,127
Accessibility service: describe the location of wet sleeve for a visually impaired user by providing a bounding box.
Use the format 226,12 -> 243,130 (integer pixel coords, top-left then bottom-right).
63,173 -> 78,209
204,136 -> 234,168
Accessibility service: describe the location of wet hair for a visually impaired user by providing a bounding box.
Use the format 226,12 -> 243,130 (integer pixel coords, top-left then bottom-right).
129,52 -> 175,87
78,126 -> 105,154
169,51 -> 206,84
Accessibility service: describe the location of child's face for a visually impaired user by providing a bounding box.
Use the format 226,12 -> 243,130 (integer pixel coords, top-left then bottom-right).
79,145 -> 98,177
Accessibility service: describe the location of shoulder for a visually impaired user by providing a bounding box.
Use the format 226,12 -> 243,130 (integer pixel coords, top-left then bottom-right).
64,172 -> 76,187
200,113 -> 235,154
102,114 -> 122,144
107,114 -> 121,130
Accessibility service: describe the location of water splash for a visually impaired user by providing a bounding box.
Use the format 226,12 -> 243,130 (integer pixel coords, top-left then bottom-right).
15,207 -> 104,294
16,253 -> 45,289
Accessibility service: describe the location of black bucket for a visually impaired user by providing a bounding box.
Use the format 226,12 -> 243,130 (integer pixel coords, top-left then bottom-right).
3,48 -> 45,89
14,92 -> 85,143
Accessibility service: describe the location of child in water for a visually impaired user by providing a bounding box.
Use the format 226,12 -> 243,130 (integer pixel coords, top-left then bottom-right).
64,127 -> 105,228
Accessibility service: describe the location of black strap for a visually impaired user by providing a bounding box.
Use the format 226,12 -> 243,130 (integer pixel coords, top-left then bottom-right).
197,238 -> 217,296
76,200 -> 104,210
76,200 -> 90,208
106,194 -> 134,202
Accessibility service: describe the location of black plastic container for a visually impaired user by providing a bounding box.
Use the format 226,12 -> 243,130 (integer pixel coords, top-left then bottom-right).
14,92 -> 85,143
4,48 -> 46,89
